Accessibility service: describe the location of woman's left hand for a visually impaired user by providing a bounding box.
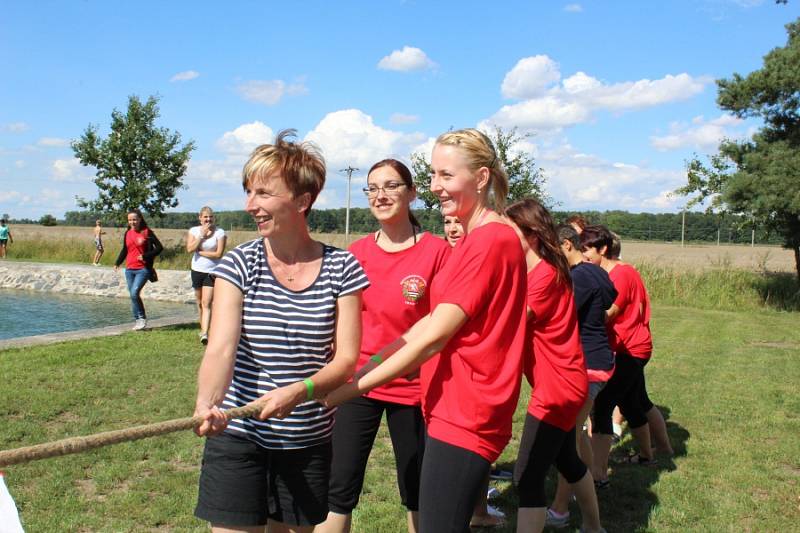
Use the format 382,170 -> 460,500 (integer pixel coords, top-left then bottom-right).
254,382 -> 307,420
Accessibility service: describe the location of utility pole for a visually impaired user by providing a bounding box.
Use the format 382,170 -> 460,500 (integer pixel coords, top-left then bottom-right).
681,208 -> 686,248
340,166 -> 358,244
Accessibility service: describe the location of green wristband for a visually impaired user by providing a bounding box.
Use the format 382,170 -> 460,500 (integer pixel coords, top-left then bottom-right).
370,355 -> 383,364
303,378 -> 314,401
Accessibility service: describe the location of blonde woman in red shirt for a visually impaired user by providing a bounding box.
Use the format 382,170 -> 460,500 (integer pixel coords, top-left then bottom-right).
318,159 -> 450,533
326,128 -> 528,533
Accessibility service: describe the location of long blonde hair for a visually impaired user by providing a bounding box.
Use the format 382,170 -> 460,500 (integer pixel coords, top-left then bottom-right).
435,128 -> 509,211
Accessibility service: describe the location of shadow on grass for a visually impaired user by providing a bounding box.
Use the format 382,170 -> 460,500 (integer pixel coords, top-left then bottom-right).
752,272 -> 800,312
484,405 -> 689,533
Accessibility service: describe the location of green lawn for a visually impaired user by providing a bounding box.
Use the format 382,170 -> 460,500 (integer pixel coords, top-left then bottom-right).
1,306 -> 799,532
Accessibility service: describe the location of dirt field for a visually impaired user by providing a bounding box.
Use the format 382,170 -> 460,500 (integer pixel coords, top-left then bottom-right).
8,224 -> 797,273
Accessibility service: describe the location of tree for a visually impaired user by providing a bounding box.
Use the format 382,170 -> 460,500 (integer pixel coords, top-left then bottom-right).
72,95 -> 195,222
39,214 -> 57,226
676,18 -> 800,282
411,126 -> 550,210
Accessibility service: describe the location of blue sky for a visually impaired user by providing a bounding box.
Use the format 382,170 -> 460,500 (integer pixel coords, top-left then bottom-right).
1,0 -> 798,220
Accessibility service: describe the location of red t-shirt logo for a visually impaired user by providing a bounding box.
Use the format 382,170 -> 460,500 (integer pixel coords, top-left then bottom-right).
400,275 -> 427,305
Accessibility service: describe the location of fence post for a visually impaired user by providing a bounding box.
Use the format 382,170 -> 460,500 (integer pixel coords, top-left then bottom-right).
681,209 -> 686,248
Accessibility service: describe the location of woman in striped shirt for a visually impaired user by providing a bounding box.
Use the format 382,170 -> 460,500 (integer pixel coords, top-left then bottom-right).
193,130 -> 369,533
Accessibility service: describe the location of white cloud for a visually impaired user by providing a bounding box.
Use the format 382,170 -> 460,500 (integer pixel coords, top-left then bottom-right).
3,122 -> 29,132
170,70 -> 200,82
377,46 -> 436,72
236,79 -> 308,106
389,113 -> 420,125
37,137 -> 70,147
564,3 -> 583,12
650,114 -> 745,151
501,56 -> 561,99
215,121 -> 274,155
305,109 -> 427,171
51,158 -> 92,182
641,190 -> 680,209
14,160 -> 25,168
485,55 -> 710,133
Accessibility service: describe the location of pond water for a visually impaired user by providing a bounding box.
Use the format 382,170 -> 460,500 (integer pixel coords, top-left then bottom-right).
0,289 -> 194,340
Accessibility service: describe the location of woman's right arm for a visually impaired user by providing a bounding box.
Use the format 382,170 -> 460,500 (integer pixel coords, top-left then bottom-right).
114,231 -> 128,269
186,228 -> 202,253
326,302 -> 468,406
193,278 -> 244,436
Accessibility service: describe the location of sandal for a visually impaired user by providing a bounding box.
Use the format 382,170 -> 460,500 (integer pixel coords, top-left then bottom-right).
619,453 -> 657,466
594,478 -> 610,490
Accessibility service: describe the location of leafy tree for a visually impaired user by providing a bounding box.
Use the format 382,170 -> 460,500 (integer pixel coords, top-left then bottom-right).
676,18 -> 800,282
39,214 -> 57,226
411,126 -> 550,210
72,95 -> 195,223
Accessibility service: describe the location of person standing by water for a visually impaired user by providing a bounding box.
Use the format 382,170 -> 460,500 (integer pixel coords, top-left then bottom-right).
114,209 -> 163,331
326,128 -> 528,533
0,219 -> 14,259
92,220 -> 106,266
319,159 -> 450,533
186,206 -> 227,345
193,130 -> 369,533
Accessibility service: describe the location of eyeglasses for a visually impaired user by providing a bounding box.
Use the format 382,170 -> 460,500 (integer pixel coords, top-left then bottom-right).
362,181 -> 406,197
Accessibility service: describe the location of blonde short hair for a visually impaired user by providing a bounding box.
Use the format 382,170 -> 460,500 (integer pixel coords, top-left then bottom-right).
199,206 -> 213,216
435,128 -> 509,211
242,129 -> 326,216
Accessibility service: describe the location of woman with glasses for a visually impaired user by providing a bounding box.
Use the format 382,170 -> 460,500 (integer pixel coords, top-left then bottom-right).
326,129 -> 528,533
319,159 -> 451,533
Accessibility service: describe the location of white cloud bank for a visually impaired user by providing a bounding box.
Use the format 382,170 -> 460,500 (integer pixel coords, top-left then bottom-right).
564,4 -> 583,12
484,55 -> 710,133
38,137 -> 70,147
377,46 -> 436,72
236,79 -> 308,106
650,114 -> 745,151
170,70 -> 200,82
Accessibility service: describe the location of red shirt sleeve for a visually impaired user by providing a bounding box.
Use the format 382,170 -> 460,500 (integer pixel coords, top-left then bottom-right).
612,265 -> 633,310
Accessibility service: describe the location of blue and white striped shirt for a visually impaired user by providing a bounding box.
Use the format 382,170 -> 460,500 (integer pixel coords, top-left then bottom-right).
212,238 -> 369,449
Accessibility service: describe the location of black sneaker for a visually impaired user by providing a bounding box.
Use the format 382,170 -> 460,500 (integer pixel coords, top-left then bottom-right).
200,333 -> 208,345
489,467 -> 513,481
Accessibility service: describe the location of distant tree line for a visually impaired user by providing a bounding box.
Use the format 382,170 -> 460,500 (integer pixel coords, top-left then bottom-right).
52,208 -> 782,246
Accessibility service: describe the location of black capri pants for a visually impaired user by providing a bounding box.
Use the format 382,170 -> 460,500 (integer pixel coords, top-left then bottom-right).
418,436 -> 490,533
328,396 -> 426,514
592,352 -> 654,435
514,414 -> 588,508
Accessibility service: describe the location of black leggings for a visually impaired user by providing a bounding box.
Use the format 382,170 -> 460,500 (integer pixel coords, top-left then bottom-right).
418,436 -> 489,533
328,396 -> 425,513
592,352 -> 654,435
514,414 -> 587,508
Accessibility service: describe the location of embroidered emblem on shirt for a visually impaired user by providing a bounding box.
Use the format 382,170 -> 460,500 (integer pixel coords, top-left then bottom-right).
400,275 -> 427,305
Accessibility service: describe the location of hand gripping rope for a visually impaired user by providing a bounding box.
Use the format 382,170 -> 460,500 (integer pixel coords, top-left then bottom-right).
0,403 -> 264,468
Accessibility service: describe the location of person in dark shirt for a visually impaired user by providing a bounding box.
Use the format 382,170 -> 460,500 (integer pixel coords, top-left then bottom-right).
543,224 -> 617,527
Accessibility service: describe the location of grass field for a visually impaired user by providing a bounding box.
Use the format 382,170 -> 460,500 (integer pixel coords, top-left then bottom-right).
1,306 -> 799,532
4,224 -> 798,273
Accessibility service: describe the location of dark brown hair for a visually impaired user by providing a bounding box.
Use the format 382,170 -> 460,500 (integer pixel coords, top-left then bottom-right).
566,214 -> 587,232
580,225 -> 614,257
506,198 -> 572,289
368,158 -> 421,228
127,208 -> 149,230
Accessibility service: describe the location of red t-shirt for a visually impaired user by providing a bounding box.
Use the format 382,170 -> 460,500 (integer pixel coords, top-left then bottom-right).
422,222 -> 528,463
349,232 -> 451,406
607,263 -> 652,360
125,228 -> 149,270
525,261 -> 588,431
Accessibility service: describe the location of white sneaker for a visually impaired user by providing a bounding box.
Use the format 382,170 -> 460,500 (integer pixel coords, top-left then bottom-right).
545,508 -> 570,529
486,505 -> 505,519
132,319 -> 147,331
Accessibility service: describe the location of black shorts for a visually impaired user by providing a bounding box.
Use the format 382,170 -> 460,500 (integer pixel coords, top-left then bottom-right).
195,432 -> 332,527
592,352 -> 654,434
191,269 -> 215,290
0,239 -> 7,246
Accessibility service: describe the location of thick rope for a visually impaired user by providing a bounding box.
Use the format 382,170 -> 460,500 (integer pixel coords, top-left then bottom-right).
0,404 -> 263,468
